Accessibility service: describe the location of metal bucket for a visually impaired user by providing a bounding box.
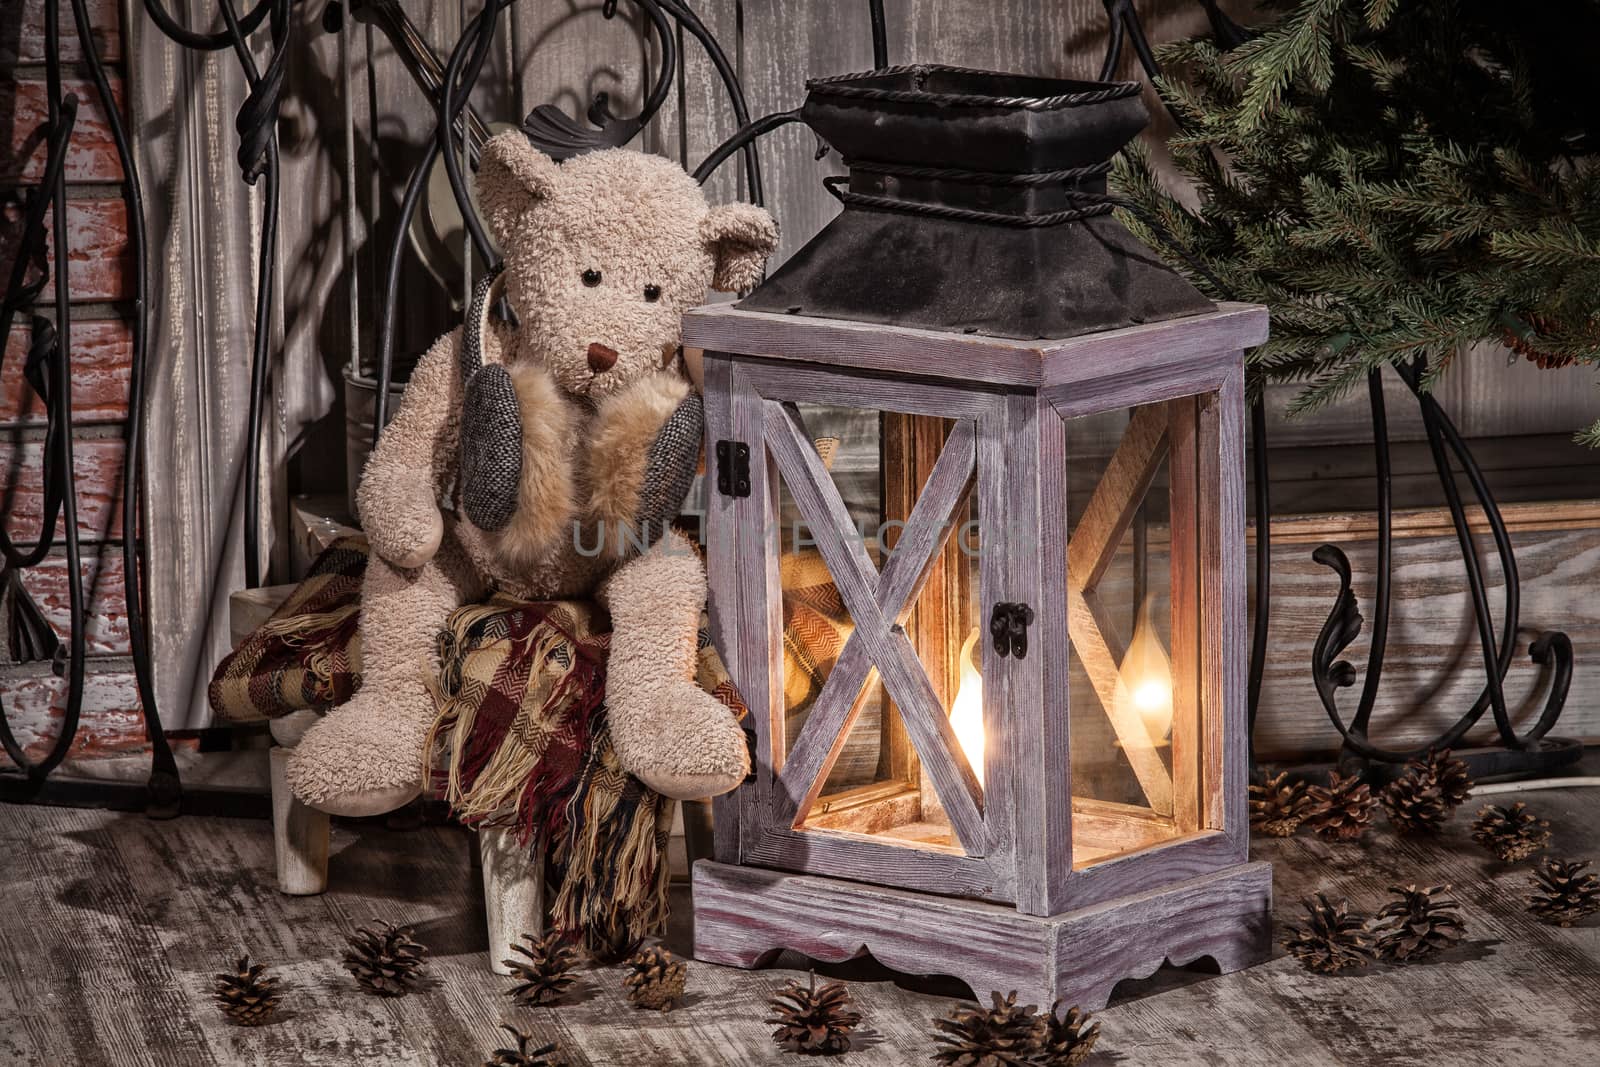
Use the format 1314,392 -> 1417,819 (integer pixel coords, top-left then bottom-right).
343,368 -> 408,518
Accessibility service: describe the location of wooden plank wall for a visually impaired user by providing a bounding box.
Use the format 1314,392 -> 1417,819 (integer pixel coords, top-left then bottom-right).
0,0 -> 146,762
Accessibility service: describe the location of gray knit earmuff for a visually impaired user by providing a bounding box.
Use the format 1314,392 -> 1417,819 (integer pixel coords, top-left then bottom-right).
454,262 -> 706,548
457,267 -> 522,531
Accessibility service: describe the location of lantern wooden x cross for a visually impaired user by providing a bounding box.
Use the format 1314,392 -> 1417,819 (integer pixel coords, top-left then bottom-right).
1065,402 -> 1180,816
765,402 -> 987,856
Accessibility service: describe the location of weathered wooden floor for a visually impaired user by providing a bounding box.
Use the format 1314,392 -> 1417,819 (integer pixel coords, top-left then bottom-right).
1,766 -> 1597,1066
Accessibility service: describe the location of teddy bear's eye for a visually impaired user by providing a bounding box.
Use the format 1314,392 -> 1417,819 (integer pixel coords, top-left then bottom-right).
643,284 -> 661,302
582,269 -> 602,287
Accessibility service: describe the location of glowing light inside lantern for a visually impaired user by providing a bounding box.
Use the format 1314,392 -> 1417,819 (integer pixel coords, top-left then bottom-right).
949,629 -> 985,786
1114,596 -> 1174,744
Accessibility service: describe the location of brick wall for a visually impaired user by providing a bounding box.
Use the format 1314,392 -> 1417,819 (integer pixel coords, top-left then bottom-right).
0,0 -> 151,765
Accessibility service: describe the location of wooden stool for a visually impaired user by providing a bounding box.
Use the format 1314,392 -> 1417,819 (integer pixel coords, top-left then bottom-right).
266,709 -> 544,975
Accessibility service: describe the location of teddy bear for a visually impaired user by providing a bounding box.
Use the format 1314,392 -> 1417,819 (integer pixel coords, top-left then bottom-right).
284,132 -> 778,817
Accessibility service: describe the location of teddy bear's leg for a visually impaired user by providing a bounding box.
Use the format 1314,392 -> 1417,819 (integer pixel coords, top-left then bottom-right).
286,535 -> 485,817
602,528 -> 750,801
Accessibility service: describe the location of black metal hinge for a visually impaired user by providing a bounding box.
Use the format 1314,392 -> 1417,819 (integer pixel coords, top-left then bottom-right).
715,439 -> 751,498
990,602 -> 1035,660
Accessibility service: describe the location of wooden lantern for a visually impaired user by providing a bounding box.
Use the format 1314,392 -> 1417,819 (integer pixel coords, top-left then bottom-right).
685,299 -> 1273,1010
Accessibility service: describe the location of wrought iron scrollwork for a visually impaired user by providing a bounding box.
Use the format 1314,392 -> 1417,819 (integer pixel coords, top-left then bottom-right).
1307,361 -> 1576,771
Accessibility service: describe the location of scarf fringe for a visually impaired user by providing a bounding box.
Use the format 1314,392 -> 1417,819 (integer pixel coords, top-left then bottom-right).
428,598 -> 672,948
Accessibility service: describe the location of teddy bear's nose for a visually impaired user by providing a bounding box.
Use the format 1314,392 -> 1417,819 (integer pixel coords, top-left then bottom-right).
586,342 -> 619,372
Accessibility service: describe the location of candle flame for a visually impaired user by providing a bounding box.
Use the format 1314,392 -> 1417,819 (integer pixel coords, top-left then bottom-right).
949,629 -> 985,786
1114,596 -> 1174,743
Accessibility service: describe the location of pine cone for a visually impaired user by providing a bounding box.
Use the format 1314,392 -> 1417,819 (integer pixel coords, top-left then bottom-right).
1249,772 -> 1309,838
213,955 -> 282,1026
623,945 -> 686,1012
766,973 -> 861,1055
484,1023 -> 564,1067
1379,772 -> 1449,834
503,931 -> 581,1007
1281,895 -> 1375,974
1528,858 -> 1600,927
1471,802 -> 1551,863
1036,1001 -> 1101,1066
932,990 -> 1043,1065
342,919 -> 427,996
1373,884 -> 1466,961
1302,771 -> 1377,841
1414,749 -> 1472,811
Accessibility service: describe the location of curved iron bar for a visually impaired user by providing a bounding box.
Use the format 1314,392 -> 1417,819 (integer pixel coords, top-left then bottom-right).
656,0 -> 763,202
1350,369 -> 1394,740
1099,0 -> 1160,82
869,0 -> 889,68
693,109 -> 806,187
436,0 -> 513,272
1309,362 -> 1573,762
71,0 -> 181,814
0,108 -> 76,570
1397,358 -> 1571,749
0,6 -> 85,780
517,0 -> 677,161
143,0 -> 290,591
373,140 -> 443,448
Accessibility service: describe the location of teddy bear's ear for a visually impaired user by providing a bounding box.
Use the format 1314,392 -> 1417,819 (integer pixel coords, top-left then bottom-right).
699,203 -> 779,293
477,131 -> 560,246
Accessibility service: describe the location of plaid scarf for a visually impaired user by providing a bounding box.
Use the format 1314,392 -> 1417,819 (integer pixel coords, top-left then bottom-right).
207,536 -> 746,952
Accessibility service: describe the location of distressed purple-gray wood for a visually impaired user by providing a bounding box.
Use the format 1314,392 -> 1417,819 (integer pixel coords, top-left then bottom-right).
1005,391 -> 1075,916
682,302 -> 1268,390
697,301 -> 1269,988
702,353 -> 742,864
693,858 -> 1274,1011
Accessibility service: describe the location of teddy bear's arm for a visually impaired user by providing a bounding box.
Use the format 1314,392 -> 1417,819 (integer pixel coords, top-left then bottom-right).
355,327 -> 464,568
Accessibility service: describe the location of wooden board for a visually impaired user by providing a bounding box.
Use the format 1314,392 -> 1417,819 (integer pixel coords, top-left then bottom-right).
2,760 -> 1600,1064
695,858 -> 1273,1013
1253,498 -> 1600,759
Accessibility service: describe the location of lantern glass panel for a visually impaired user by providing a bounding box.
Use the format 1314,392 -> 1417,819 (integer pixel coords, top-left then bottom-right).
770,403 -> 984,853
1063,396 -> 1211,868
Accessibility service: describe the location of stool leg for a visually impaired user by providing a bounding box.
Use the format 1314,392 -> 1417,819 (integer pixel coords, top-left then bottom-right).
270,746 -> 330,895
479,827 -> 544,975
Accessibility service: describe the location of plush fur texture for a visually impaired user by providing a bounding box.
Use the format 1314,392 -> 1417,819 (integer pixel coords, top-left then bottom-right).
587,372 -> 691,558
286,137 -> 775,814
477,139 -> 778,401
601,528 -> 750,800
286,532 -> 486,815
495,362 -> 583,572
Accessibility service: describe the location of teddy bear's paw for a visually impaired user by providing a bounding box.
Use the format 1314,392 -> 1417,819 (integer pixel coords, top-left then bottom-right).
284,698 -> 428,817
364,495 -> 444,570
612,684 -> 750,801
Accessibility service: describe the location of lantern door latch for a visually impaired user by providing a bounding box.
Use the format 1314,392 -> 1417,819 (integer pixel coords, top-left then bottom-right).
715,439 -> 751,498
990,602 -> 1035,659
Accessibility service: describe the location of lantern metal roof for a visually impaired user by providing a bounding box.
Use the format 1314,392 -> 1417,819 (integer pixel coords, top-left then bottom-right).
738,64 -> 1215,341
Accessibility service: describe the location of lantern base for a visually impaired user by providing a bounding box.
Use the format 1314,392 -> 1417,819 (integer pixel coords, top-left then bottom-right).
691,859 -> 1272,1011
